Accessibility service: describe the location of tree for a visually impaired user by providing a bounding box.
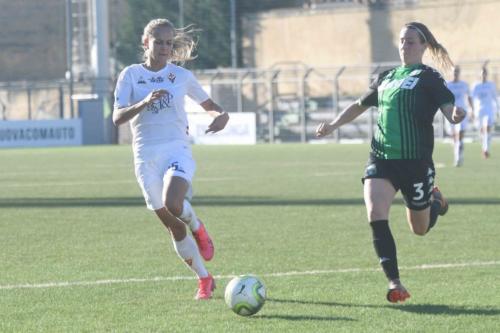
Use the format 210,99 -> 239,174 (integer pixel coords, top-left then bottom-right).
116,0 -> 231,70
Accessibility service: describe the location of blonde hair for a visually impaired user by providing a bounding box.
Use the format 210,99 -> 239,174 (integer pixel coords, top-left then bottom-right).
405,22 -> 453,72
141,18 -> 198,64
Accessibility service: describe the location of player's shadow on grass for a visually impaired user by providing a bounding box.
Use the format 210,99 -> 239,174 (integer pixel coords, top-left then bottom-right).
262,298 -> 355,322
391,304 -> 500,316
1,196 -> 499,208
268,298 -> 500,317
212,296 -> 354,322
257,314 -> 355,322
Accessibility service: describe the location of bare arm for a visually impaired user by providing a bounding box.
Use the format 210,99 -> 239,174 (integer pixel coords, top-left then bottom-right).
200,99 -> 229,133
316,102 -> 370,137
440,103 -> 466,124
467,95 -> 475,121
112,89 -> 168,126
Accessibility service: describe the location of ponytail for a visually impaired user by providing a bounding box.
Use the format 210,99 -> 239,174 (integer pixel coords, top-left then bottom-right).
405,22 -> 453,72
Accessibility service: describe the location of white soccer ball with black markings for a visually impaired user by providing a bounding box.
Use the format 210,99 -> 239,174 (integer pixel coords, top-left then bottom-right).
224,275 -> 266,316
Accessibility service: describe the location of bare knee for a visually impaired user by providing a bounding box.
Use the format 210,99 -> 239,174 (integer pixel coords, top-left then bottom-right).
366,206 -> 389,222
165,199 -> 183,217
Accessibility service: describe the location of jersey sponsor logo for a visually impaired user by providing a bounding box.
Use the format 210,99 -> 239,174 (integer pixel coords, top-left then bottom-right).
146,91 -> 174,114
149,76 -> 164,83
400,77 -> 419,89
379,77 -> 420,91
137,76 -> 146,84
168,72 -> 176,83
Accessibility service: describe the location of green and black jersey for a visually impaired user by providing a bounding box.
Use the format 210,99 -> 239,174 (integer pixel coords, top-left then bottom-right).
359,64 -> 454,160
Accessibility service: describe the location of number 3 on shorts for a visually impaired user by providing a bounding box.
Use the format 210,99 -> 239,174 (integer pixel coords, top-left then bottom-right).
412,182 -> 424,201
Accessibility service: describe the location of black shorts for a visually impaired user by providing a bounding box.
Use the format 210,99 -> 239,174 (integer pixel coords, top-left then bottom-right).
362,153 -> 436,210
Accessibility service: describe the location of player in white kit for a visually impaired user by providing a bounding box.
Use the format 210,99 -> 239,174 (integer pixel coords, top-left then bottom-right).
472,68 -> 498,158
447,66 -> 473,166
113,18 -> 229,300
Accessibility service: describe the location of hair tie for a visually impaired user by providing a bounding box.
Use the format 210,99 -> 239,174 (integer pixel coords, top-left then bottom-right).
408,25 -> 428,43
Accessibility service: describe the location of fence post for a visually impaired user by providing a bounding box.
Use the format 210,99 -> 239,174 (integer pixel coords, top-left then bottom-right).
334,66 -> 346,143
59,85 -> 65,119
301,68 -> 314,143
268,70 -> 280,143
27,86 -> 32,120
237,70 -> 251,113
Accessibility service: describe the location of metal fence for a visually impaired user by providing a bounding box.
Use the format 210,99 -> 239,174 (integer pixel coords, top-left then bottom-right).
0,80 -> 94,122
1,59 -> 499,143
195,59 -> 500,143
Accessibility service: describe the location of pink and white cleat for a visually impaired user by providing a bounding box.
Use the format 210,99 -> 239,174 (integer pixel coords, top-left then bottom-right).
195,274 -> 216,300
192,221 -> 214,261
387,279 -> 411,303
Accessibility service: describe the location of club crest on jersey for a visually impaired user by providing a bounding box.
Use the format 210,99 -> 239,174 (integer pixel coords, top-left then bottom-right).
168,72 -> 176,83
149,76 -> 164,83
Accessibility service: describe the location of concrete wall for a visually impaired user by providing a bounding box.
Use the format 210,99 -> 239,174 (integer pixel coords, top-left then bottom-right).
0,0 -> 127,82
242,1 -> 500,68
0,0 -> 66,81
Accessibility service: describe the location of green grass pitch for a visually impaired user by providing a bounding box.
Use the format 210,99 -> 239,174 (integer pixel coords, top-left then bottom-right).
0,142 -> 499,332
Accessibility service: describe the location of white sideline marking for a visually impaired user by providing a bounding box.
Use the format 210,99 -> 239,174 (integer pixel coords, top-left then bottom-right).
1,180 -> 135,188
1,260 -> 499,291
0,177 -> 237,188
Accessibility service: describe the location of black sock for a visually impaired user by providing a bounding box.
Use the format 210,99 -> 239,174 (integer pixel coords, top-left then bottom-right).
370,220 -> 399,281
427,200 -> 441,232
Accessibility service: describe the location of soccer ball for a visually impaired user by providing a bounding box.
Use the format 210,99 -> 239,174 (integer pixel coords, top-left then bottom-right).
224,275 -> 266,316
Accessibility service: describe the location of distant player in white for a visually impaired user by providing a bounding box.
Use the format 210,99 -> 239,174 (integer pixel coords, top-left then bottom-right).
472,67 -> 499,158
446,66 -> 473,166
113,18 -> 229,300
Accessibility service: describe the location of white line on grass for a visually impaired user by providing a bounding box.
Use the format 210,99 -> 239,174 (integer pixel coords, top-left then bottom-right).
0,177 -> 238,188
1,180 -> 136,188
1,260 -> 498,291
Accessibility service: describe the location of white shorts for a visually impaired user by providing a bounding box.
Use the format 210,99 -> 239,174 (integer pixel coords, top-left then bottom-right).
134,141 -> 195,210
476,110 -> 495,128
447,116 -> 469,134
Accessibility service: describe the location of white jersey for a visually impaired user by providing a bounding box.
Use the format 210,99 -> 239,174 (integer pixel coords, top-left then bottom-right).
114,63 -> 209,157
472,81 -> 498,113
446,80 -> 470,110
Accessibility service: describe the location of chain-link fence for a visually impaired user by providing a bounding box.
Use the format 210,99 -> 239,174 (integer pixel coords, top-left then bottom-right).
1,59 -> 499,143
195,59 -> 500,143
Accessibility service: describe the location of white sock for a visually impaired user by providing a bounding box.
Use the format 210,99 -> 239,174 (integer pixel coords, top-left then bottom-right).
486,132 -> 491,152
454,141 -> 460,163
458,141 -> 464,161
173,235 -> 208,278
482,132 -> 489,152
179,200 -> 200,232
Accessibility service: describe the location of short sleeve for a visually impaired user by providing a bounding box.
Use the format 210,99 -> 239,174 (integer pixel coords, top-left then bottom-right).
426,70 -> 454,107
186,71 -> 210,104
358,73 -> 383,107
114,68 -> 133,109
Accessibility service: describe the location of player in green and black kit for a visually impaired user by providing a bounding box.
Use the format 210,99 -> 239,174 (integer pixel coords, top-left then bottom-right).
316,22 -> 466,303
